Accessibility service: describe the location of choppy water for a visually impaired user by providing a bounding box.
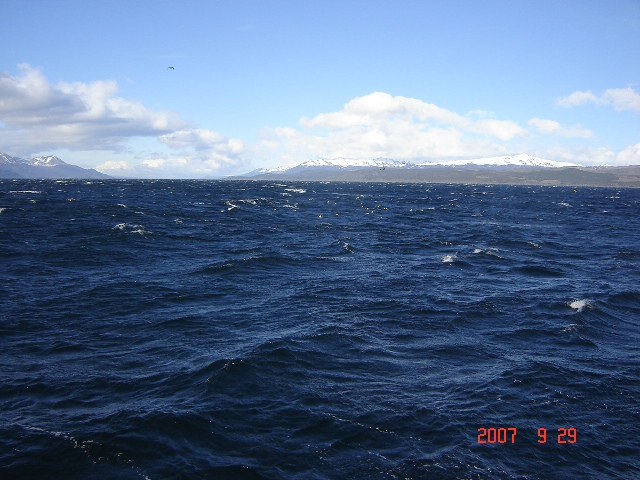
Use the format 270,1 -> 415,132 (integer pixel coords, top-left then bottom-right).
1,179 -> 639,479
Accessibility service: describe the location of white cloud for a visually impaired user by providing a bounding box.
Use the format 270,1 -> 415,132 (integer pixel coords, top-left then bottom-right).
299,92 -> 526,140
528,118 -> 559,134
557,88 -> 640,112
158,129 -> 245,171
263,92 -> 526,163
0,64 -> 186,154
159,129 -> 244,156
301,92 -> 465,129
601,88 -> 640,112
257,91 -> 640,168
142,158 -> 169,168
556,91 -> 598,108
3,64 -> 636,176
542,144 -> 640,166
95,151 -> 241,178
528,118 -> 593,137
0,64 -> 246,178
615,143 -> 640,164
94,129 -> 248,178
470,119 -> 525,140
95,160 -> 135,172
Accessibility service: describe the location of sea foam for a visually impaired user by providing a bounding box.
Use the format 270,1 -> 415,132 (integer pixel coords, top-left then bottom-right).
569,299 -> 589,312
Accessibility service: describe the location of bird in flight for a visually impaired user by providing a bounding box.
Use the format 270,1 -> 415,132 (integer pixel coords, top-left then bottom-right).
168,66 -> 175,70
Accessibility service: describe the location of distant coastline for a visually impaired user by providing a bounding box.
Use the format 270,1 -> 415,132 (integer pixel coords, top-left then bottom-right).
2,150 -> 639,187
231,165 -> 640,188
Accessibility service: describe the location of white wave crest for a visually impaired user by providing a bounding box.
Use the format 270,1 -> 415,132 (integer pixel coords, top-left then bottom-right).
562,323 -> 580,332
113,223 -> 151,235
569,299 -> 590,312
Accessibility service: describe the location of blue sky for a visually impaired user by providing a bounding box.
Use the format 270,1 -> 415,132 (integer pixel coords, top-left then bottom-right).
2,0 -> 639,178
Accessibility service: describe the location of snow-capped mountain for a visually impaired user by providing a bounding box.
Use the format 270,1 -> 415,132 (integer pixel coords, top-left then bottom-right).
293,158 -> 411,169
247,153 -> 577,176
253,157 -> 411,175
244,157 -> 414,177
0,152 -> 110,179
1,152 -> 67,168
233,153 -> 631,186
416,153 -> 580,168
30,155 -> 67,167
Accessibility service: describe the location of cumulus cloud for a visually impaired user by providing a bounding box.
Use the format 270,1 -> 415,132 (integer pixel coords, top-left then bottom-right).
0,64 -> 186,154
527,118 -> 593,137
95,160 -> 135,172
4,64 -> 635,176
262,92 -> 526,163
159,129 -> 243,156
0,66 -> 83,123
542,144 -> 640,166
557,88 -> 640,112
300,92 -> 525,140
300,92 -> 465,129
555,91 -> 598,108
469,119 -> 526,140
158,128 -> 245,170
616,143 -> 640,164
601,88 -> 640,112
1,64 -> 246,177
95,129 -> 246,177
259,91 -> 640,167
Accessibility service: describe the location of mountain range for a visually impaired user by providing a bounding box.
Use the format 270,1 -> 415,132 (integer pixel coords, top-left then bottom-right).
248,153 -> 579,174
1,151 -> 639,186
0,152 -> 109,179
237,154 -> 640,187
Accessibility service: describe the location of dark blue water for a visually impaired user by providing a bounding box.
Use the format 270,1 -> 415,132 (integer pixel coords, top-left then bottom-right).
1,179 -> 639,479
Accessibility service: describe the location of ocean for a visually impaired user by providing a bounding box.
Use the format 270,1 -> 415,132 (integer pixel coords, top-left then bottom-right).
1,179 -> 638,479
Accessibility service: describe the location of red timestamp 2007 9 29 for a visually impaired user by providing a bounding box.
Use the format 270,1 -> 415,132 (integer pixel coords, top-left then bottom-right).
477,427 -> 577,444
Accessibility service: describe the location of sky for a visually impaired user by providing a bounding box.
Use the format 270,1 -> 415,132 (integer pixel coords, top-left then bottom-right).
1,0 -> 639,178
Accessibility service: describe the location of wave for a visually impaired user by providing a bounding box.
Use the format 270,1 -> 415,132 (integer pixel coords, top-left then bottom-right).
112,223 -> 152,235
568,298 -> 590,312
2,180 -> 639,479
191,253 -> 303,275
514,264 -> 565,277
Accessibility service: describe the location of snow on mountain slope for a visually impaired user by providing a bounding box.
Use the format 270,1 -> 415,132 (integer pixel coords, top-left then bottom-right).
30,155 -> 66,167
260,157 -> 410,173
254,153 -> 579,174
297,158 -> 409,169
0,152 -> 109,179
416,153 -> 580,168
0,153 -> 14,164
0,153 -> 67,167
